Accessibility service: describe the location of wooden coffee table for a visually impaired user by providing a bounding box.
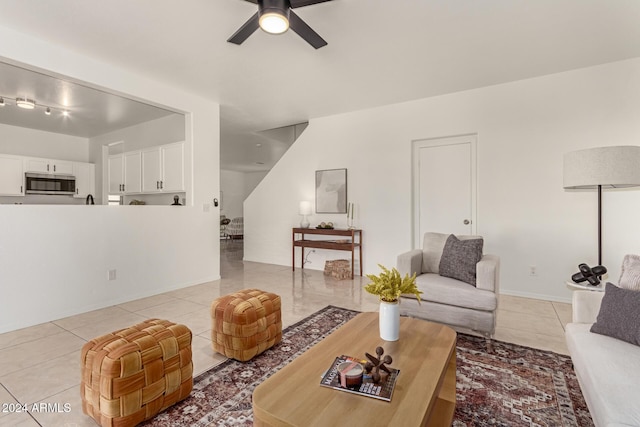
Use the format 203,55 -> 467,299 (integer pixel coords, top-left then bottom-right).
252,312 -> 457,427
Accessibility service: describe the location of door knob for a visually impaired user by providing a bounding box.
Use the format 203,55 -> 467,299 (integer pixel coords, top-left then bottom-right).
463,219 -> 471,225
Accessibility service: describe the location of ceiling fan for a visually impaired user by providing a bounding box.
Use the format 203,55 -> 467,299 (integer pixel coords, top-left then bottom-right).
227,0 -> 333,49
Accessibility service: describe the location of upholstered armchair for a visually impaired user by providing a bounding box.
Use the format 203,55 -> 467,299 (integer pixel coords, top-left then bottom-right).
226,217 -> 244,239
397,232 -> 500,338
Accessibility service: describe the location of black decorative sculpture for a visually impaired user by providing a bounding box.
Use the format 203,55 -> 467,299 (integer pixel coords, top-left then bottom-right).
364,346 -> 393,384
571,263 -> 607,286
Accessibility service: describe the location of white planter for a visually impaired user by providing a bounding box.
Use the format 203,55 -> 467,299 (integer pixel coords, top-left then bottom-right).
379,301 -> 400,341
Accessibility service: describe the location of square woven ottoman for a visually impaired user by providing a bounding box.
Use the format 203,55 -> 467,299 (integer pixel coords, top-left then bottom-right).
211,288 -> 282,361
80,319 -> 193,427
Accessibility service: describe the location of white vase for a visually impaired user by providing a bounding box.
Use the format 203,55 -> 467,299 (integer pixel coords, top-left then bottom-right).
379,301 -> 400,341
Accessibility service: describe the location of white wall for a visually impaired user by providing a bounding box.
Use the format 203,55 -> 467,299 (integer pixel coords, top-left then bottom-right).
245,171 -> 268,196
245,58 -> 640,303
0,26 -> 220,333
220,170 -> 246,220
220,169 -> 268,220
91,114 -> 185,152
0,122 -> 89,161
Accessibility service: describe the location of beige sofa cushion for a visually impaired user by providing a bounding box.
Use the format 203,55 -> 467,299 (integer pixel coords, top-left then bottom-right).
413,273 -> 497,311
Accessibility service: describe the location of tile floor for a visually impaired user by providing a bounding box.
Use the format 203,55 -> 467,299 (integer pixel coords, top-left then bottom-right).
0,239 -> 572,426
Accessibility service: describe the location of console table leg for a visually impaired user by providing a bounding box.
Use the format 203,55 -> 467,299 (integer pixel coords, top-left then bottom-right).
351,250 -> 355,279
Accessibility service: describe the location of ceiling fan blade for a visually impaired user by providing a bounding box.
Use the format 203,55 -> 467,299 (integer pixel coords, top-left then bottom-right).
227,12 -> 260,45
290,0 -> 332,8
289,10 -> 327,49
242,0 -> 258,3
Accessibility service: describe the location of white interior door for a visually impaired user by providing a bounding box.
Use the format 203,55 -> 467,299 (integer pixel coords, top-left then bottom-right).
413,135 -> 477,247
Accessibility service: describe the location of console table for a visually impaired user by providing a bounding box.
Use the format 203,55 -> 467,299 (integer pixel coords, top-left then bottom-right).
292,228 -> 362,279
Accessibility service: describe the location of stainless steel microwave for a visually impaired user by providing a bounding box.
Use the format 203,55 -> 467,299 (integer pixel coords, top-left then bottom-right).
25,172 -> 76,195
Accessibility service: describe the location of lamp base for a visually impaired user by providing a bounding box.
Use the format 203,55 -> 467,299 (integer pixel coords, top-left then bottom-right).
300,215 -> 310,229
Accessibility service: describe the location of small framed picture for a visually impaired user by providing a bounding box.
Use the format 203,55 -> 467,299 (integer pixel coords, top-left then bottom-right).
316,168 -> 347,213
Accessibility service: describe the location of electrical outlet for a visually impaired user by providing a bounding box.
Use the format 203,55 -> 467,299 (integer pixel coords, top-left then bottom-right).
108,269 -> 117,281
529,266 -> 537,276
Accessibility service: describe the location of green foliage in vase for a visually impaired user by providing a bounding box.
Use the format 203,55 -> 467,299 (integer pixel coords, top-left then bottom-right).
364,264 -> 422,303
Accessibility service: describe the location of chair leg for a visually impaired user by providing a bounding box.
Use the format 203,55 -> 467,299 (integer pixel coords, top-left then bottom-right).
484,333 -> 493,353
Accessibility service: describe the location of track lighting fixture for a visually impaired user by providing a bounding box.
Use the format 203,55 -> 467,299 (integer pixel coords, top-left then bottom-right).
0,95 -> 69,116
16,97 -> 36,109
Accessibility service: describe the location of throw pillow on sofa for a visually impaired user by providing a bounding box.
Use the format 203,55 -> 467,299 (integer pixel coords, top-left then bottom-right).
618,254 -> 640,291
438,234 -> 483,286
590,282 -> 640,346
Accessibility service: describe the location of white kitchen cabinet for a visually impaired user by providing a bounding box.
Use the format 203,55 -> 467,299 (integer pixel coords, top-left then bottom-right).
24,157 -> 73,174
108,155 -> 124,194
73,162 -> 95,199
124,151 -> 142,194
141,148 -> 162,193
0,155 -> 24,196
109,152 -> 141,194
141,142 -> 184,193
161,142 -> 184,192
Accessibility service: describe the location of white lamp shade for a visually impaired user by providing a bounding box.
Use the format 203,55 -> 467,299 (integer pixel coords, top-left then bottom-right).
299,201 -> 312,215
563,146 -> 640,189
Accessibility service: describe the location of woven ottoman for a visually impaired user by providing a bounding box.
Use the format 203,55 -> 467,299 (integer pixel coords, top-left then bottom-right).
210,289 -> 282,361
80,319 -> 193,427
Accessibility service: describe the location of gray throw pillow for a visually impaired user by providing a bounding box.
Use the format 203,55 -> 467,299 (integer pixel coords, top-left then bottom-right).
438,234 -> 483,286
590,282 -> 640,346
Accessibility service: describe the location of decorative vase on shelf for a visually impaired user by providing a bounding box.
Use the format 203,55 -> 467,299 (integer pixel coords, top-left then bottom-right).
347,202 -> 355,229
379,300 -> 400,341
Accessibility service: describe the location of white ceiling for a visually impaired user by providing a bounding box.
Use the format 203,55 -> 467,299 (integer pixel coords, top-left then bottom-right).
0,0 -> 639,171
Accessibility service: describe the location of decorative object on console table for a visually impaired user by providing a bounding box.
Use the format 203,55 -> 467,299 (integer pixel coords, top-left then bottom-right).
316,221 -> 334,229
347,201 -> 355,229
364,264 -> 422,341
292,227 -> 363,279
563,146 -> 640,266
299,200 -> 312,228
316,168 -> 347,213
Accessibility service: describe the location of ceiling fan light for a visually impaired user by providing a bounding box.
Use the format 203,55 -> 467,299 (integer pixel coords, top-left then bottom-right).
16,97 -> 36,109
259,12 -> 289,34
45,107 -> 51,115
0,97 -> 4,106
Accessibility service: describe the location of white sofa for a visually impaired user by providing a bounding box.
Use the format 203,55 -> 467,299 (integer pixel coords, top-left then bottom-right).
397,232 -> 500,337
565,290 -> 640,426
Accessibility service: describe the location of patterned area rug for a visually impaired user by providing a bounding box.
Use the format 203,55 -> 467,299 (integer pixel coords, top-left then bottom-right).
142,306 -> 592,427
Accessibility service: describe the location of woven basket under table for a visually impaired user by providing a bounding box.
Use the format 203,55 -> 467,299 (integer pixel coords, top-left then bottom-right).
210,288 -> 282,361
80,319 -> 193,427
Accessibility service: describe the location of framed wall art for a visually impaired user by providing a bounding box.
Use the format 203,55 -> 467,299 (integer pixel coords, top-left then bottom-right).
315,168 -> 347,213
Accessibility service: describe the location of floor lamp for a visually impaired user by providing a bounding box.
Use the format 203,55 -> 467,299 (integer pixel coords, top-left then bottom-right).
563,146 -> 640,266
